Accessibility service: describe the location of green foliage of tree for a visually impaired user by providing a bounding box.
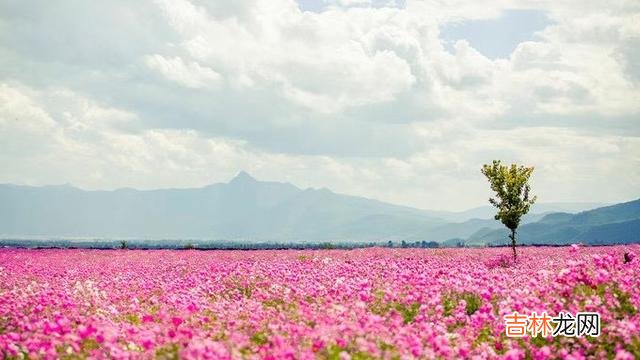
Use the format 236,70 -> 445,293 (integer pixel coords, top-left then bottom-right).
481,160 -> 537,261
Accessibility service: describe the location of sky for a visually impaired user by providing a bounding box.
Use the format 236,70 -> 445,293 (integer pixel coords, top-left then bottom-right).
0,0 -> 639,211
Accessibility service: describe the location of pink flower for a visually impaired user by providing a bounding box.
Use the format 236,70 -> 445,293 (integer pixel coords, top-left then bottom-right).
141,337 -> 155,350
615,349 -> 635,360
311,339 -> 325,352
77,324 -> 96,339
171,316 -> 183,327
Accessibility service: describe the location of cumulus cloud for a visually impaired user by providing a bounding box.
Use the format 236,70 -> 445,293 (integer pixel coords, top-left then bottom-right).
145,54 -> 223,89
0,0 -> 638,210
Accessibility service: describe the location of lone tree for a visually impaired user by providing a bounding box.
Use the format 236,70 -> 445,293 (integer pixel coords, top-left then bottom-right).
481,160 -> 537,262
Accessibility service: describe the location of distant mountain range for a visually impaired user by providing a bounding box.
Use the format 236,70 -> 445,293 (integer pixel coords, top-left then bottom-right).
1,172 -> 637,245
0,172 -> 444,242
465,199 -> 640,246
430,202 -> 606,223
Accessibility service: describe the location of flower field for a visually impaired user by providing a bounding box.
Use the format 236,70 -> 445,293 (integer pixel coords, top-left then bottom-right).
0,246 -> 639,359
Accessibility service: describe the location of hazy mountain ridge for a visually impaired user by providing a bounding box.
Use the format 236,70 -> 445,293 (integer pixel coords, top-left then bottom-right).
428,202 -> 607,222
465,198 -> 640,246
0,173 -> 446,242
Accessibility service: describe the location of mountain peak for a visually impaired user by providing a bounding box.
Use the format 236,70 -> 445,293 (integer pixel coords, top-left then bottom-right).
229,171 -> 257,185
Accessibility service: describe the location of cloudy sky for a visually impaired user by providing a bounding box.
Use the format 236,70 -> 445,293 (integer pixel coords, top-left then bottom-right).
0,0 -> 639,211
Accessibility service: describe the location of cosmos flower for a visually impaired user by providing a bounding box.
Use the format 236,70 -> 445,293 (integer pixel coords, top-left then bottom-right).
0,246 -> 638,359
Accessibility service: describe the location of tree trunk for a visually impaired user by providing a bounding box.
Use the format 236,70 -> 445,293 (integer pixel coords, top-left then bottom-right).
509,229 -> 517,262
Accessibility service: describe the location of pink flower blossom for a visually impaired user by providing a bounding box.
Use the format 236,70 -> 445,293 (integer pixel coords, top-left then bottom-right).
0,246 -> 637,359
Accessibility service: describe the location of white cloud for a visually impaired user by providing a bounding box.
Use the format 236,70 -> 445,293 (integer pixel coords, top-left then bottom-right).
145,54 -> 223,89
0,0 -> 638,210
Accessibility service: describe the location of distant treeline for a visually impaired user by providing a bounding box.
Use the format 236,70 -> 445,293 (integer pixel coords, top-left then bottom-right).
1,239 -> 627,250
0,239 -> 442,250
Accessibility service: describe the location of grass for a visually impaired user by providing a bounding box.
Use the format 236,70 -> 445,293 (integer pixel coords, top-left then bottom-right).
442,291 -> 482,316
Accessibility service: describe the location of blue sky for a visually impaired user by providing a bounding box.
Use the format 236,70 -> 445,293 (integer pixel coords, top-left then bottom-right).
298,0 -> 406,12
0,0 -> 638,210
440,9 -> 553,59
